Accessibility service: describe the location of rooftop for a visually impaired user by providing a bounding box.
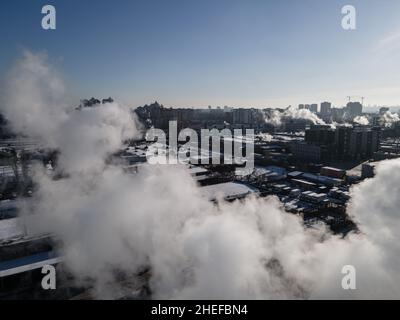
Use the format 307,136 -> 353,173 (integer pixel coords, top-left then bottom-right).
201,182 -> 258,201
0,251 -> 61,278
0,218 -> 25,241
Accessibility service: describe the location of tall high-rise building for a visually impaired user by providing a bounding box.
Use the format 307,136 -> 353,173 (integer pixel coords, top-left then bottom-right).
320,102 -> 332,116
335,125 -> 380,160
303,124 -> 381,161
305,125 -> 335,145
346,102 -> 363,117
310,104 -> 318,113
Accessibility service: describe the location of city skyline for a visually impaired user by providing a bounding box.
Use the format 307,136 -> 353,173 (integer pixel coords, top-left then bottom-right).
3,1 -> 400,302
1,0 -> 400,108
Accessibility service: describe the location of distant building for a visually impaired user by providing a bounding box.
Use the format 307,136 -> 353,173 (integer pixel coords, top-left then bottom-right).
309,104 -> 318,113
291,142 -> 322,162
300,124 -> 381,161
136,102 -> 268,132
283,119 -> 309,132
320,102 -> 332,116
232,108 -> 252,126
79,97 -> 114,108
370,114 -> 381,126
136,102 -> 233,131
346,102 -> 363,118
334,125 -> 381,160
102,97 -> 114,104
331,108 -> 345,122
379,107 -> 389,115
305,125 -> 335,145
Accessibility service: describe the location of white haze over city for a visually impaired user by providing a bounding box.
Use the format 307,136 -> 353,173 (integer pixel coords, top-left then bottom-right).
2,51 -> 400,299
264,103 -> 400,128
264,107 -> 326,126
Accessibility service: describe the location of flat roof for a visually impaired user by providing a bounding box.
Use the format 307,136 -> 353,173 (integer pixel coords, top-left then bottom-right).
0,251 -> 61,278
187,166 -> 208,175
201,182 -> 258,201
291,178 -> 316,186
288,171 -> 303,177
0,218 -> 25,241
321,166 -> 345,172
0,199 -> 18,211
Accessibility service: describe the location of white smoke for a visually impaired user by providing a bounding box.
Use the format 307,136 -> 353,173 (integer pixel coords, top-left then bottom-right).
2,51 -> 67,146
2,51 -> 139,174
256,133 -> 273,142
353,116 -> 370,126
343,159 -> 400,298
264,109 -> 284,126
3,51 -> 400,299
265,106 -> 325,127
380,111 -> 400,128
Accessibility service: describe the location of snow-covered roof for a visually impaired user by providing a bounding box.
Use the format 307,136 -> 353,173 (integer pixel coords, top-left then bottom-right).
201,182 -> 258,201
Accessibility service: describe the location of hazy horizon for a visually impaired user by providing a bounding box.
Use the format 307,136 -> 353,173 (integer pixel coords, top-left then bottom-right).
1,0 -> 400,109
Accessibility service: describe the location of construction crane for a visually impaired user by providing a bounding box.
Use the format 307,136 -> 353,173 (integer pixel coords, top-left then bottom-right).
347,96 -> 365,105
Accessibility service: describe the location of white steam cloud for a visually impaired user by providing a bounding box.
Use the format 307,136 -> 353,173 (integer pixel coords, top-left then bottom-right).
380,111 -> 400,128
2,51 -> 139,174
353,116 -> 370,126
2,51 -> 400,299
265,106 -> 325,127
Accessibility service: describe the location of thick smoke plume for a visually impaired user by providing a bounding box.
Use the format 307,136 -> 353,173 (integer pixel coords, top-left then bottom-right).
3,51 -> 400,299
265,106 -> 326,127
353,116 -> 370,126
380,111 -> 400,127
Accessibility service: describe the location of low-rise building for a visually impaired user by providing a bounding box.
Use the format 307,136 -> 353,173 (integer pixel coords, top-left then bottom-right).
200,182 -> 259,201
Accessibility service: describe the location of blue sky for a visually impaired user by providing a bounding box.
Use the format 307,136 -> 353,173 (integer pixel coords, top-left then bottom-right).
1,0 -> 400,108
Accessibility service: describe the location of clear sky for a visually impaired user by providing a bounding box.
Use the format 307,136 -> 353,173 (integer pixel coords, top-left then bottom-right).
1,0 -> 400,108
